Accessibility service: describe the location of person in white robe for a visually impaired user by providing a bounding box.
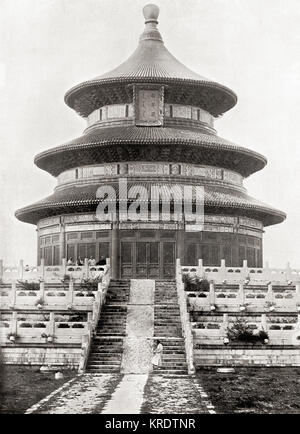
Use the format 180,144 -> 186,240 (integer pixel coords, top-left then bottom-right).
151,340 -> 163,369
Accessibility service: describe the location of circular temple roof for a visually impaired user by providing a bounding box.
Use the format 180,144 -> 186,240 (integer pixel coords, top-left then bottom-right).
34,126 -> 267,178
64,5 -> 237,117
15,181 -> 286,227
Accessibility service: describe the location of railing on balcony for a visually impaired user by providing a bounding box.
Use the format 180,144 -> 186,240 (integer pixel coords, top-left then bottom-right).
181,259 -> 300,284
0,258 -> 108,283
179,259 -> 300,348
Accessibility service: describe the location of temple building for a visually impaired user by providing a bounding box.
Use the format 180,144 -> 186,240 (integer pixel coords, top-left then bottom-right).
15,4 -> 285,279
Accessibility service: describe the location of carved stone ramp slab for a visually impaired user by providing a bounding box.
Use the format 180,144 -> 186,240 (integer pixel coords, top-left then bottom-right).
121,279 -> 155,374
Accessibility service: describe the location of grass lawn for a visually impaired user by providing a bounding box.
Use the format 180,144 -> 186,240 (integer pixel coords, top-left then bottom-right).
0,365 -> 76,414
197,367 -> 300,414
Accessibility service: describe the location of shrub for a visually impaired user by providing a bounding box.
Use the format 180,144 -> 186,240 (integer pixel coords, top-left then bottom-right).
227,317 -> 269,344
17,281 -> 40,291
61,274 -> 71,289
182,274 -> 210,292
80,277 -> 102,291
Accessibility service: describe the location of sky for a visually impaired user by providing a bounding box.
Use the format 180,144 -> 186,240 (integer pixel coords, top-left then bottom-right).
0,0 -> 300,267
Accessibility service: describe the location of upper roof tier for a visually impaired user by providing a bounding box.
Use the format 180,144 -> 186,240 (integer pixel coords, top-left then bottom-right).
64,4 -> 237,118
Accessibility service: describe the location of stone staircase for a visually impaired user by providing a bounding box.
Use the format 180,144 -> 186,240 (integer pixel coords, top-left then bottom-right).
86,280 -> 129,373
153,280 -> 188,376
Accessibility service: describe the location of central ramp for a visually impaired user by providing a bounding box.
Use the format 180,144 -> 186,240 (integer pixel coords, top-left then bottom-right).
121,279 -> 155,374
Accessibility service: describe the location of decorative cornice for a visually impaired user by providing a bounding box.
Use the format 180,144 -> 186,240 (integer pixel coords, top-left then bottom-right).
34,127 -> 267,178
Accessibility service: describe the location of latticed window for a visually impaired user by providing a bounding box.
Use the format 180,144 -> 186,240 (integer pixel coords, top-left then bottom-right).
80,232 -> 93,240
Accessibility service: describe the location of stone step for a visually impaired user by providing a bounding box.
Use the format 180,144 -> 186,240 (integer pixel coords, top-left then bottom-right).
153,369 -> 187,375
154,321 -> 181,324
88,361 -> 121,366
95,333 -> 126,337
89,356 -> 121,361
86,367 -> 120,373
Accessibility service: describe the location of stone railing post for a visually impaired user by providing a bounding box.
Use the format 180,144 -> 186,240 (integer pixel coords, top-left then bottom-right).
238,282 -> 244,305
296,284 -> 300,305
62,258 -> 67,276
242,259 -> 248,280
39,281 -> 45,303
197,259 -> 203,279
49,312 -> 55,338
68,278 -> 74,308
10,281 -> 17,308
78,335 -> 89,373
84,258 -> 89,279
11,311 -> 18,335
220,259 -> 226,281
266,283 -> 274,303
222,313 -> 229,336
40,259 -> 45,280
209,282 -> 215,305
263,261 -> 270,281
260,313 -> 267,331
285,262 -> 292,281
0,259 -> 3,280
19,260 -> 24,280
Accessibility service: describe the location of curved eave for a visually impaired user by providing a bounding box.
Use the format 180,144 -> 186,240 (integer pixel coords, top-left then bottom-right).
64,77 -> 237,118
15,184 -> 286,227
34,127 -> 267,178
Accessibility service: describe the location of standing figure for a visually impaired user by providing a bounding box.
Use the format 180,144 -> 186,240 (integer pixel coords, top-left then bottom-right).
76,257 -> 83,266
96,256 -> 106,266
151,340 -> 163,370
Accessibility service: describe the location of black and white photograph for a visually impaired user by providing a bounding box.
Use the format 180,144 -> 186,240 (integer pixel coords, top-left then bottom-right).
0,0 -> 299,418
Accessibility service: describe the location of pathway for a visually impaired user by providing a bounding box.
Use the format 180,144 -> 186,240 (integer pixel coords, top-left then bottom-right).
102,374 -> 148,414
25,372 -> 215,414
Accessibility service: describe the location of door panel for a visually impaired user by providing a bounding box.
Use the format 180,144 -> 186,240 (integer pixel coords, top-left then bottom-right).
121,242 -> 133,278
148,242 -> 160,278
99,242 -> 110,262
120,241 -> 175,279
162,242 -> 175,278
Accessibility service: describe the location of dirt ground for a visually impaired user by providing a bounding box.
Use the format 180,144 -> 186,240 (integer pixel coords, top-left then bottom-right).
0,365 -> 76,414
197,367 -> 300,414
1,365 -> 299,414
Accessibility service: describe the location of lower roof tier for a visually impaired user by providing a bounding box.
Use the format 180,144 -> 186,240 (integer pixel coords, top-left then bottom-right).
34,126 -> 267,178
15,182 -> 286,226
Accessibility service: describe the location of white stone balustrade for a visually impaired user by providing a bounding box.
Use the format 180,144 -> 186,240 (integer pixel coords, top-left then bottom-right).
0,258 -> 108,283
182,259 -> 300,284
0,314 -> 89,345
192,312 -> 299,346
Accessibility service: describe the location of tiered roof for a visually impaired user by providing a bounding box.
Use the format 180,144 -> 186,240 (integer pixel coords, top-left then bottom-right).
35,126 -> 267,177
15,182 -> 285,226
15,4 -> 286,228
64,4 -> 237,117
